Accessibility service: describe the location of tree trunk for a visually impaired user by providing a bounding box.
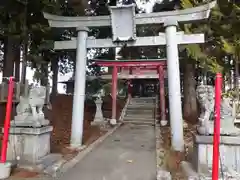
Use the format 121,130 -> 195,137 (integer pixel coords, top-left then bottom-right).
51,57 -> 59,96
235,54 -> 239,89
40,63 -> 49,86
183,61 -> 198,124
21,42 -> 28,84
3,37 -> 19,80
21,2 -> 28,84
14,47 -> 20,81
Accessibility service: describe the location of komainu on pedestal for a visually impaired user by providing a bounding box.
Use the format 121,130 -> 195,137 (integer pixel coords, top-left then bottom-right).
3,85 -> 55,168
196,84 -> 240,136
12,85 -> 49,127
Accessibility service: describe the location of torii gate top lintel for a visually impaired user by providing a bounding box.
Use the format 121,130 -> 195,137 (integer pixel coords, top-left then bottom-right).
43,1 -> 216,28
44,1 -> 216,50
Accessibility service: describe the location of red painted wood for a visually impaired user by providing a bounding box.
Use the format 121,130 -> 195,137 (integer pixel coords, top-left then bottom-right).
94,60 -> 166,67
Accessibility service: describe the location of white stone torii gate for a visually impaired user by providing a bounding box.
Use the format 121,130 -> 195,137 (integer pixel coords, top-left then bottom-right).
44,1 -> 216,151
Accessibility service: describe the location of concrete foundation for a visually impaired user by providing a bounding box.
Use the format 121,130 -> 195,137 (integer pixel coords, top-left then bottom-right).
0,162 -> 11,179
4,126 -> 53,164
193,135 -> 240,173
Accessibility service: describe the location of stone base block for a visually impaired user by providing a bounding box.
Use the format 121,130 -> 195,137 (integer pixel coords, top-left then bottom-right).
3,126 -> 53,164
181,161 -> 240,180
193,135 -> 240,173
11,118 -> 49,128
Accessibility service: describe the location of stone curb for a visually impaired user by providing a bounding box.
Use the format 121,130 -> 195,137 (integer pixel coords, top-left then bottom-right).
180,161 -> 200,180
155,124 -> 172,180
154,97 -> 172,180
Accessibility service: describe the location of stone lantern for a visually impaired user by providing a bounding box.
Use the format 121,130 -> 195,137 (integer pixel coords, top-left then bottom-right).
93,96 -> 104,124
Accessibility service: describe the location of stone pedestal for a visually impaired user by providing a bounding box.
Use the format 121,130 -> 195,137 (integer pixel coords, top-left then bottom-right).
3,126 -> 53,164
12,114 -> 49,128
193,135 -> 240,173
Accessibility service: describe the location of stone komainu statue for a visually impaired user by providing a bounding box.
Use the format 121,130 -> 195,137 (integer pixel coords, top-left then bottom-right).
196,84 -> 240,136
14,85 -> 49,127
196,84 -> 215,128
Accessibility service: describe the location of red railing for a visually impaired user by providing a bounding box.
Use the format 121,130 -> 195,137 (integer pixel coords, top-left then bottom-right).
0,77 -> 14,163
212,73 -> 222,180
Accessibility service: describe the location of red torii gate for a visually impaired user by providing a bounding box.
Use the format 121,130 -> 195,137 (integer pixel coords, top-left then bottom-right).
93,59 -> 167,124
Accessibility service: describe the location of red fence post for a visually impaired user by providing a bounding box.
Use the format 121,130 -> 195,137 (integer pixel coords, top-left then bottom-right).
0,77 -> 14,163
212,73 -> 222,180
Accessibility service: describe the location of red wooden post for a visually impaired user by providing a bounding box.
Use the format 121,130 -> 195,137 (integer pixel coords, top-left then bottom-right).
212,73 -> 222,180
111,66 -> 118,121
158,66 -> 166,123
1,77 -> 14,163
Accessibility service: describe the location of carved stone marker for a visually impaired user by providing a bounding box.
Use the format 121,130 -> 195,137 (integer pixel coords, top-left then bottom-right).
3,85 -> 54,166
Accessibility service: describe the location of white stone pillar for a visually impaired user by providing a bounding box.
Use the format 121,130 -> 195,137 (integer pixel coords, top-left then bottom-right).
164,20 -> 184,151
70,26 -> 89,147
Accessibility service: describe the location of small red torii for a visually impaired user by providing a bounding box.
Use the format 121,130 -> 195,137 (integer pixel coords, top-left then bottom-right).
92,59 -> 167,124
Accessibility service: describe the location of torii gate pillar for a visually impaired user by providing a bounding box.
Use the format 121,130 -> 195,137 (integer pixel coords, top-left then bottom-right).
110,65 -> 118,125
164,20 -> 184,151
158,66 -> 167,126
70,27 -> 88,147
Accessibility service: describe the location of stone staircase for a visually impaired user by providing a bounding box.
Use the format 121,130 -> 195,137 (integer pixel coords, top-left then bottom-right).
123,97 -> 156,125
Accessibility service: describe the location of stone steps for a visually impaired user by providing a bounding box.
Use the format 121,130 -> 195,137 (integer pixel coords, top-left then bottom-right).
124,116 -> 154,120
130,101 -> 155,104
125,114 -> 154,118
123,97 -> 156,125
131,98 -> 155,102
126,113 -> 153,116
123,120 -> 155,125
124,115 -> 155,124
127,106 -> 155,110
128,104 -> 155,107
126,109 -> 154,114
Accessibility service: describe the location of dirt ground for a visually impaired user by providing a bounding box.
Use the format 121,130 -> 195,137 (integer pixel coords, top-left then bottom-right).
46,94 -> 97,154
160,122 -> 197,180
47,94 -> 126,155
